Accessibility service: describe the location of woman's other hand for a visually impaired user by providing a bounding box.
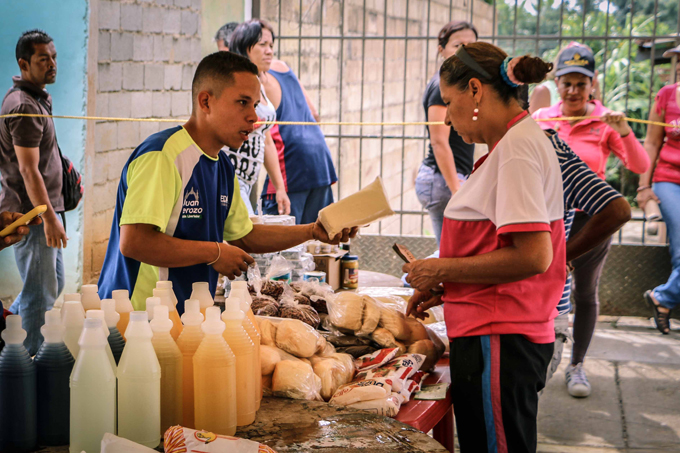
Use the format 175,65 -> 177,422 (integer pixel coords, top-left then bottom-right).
601,111 -> 633,137
406,289 -> 444,320
403,258 -> 443,292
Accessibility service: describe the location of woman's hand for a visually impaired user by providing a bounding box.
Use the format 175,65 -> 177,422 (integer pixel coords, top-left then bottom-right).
275,189 -> 291,215
636,187 -> 660,210
402,258 -> 443,293
406,289 -> 443,320
601,111 -> 633,137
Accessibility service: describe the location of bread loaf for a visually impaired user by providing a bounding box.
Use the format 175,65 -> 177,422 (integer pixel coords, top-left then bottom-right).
275,319 -> 319,358
356,296 -> 381,336
328,292 -> 365,331
272,360 -> 322,400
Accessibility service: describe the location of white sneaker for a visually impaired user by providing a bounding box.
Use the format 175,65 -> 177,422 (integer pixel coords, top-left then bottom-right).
565,363 -> 591,398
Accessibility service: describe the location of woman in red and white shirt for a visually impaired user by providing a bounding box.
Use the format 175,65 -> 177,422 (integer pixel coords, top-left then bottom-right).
404,42 -> 565,453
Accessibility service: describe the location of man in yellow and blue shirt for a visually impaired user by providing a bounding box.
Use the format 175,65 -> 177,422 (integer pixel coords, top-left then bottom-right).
98,52 -> 353,312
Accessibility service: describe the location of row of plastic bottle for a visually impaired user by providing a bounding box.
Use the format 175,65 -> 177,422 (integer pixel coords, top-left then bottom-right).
0,280 -> 261,453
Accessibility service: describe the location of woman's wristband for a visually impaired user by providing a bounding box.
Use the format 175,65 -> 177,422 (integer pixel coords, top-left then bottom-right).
206,241 -> 221,266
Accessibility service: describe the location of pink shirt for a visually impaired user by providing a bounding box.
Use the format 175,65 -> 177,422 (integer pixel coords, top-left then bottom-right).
653,83 -> 680,185
532,100 -> 650,179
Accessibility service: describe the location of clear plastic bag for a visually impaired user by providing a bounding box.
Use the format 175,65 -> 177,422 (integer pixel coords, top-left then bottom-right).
347,394 -> 402,417
272,359 -> 323,401
309,352 -> 356,401
266,255 -> 295,281
329,379 -> 392,406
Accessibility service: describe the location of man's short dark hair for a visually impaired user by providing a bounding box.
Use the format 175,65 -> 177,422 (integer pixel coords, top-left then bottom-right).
192,51 -> 259,102
214,22 -> 240,45
16,29 -> 53,62
229,19 -> 276,58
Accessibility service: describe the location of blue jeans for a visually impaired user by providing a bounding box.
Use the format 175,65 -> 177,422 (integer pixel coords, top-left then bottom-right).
9,221 -> 64,355
415,164 -> 467,246
653,181 -> 680,310
262,185 -> 334,224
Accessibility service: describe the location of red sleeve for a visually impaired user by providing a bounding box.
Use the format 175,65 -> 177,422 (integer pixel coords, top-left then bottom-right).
654,85 -> 673,116
606,129 -> 650,175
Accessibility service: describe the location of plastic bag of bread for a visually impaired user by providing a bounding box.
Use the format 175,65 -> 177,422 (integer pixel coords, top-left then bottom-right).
275,318 -> 321,358
257,318 -> 278,345
405,317 -> 430,343
260,345 -> 282,375
272,359 -> 322,401
355,296 -> 381,336
327,292 -> 365,331
164,426 -> 278,452
357,287 -> 413,308
251,295 -> 280,317
310,353 -> 356,401
377,304 -> 410,341
347,394 -> 402,417
329,379 -> 392,406
370,327 -> 406,354
407,340 -> 440,372
316,336 -> 336,357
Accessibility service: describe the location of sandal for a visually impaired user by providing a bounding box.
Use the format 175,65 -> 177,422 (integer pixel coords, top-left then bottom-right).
644,290 -> 671,335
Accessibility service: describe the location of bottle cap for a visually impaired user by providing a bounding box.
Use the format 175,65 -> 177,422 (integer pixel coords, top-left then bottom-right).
125,311 -> 153,339
41,310 -> 65,343
230,281 -> 247,291
78,318 -> 107,348
2,315 -> 27,345
112,289 -> 129,300
112,289 -> 133,313
192,282 -> 209,291
146,297 -> 161,321
181,299 -> 204,325
229,288 -> 252,314
62,301 -> 85,327
64,293 -> 81,302
100,299 -> 120,327
153,288 -> 175,311
223,293 -> 245,321
50,308 -> 61,319
86,310 -> 110,337
202,306 -> 225,335
81,284 -> 98,294
230,283 -> 253,305
156,280 -> 173,289
150,305 -> 173,332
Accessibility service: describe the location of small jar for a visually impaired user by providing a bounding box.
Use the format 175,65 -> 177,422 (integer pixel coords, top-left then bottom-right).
341,255 -> 359,289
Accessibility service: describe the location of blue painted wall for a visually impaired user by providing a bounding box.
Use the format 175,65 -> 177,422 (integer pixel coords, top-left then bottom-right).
0,0 -> 89,302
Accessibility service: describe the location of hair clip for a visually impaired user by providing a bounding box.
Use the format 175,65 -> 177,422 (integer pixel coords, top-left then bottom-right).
500,57 -> 524,87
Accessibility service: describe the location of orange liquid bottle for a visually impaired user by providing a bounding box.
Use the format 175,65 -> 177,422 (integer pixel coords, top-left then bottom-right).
229,287 -> 262,409
153,286 -> 182,340
176,300 -> 204,429
193,307 -> 236,436
112,290 -> 133,340
190,282 -> 214,316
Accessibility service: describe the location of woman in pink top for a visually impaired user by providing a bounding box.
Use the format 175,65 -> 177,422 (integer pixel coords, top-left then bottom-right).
639,45 -> 680,335
532,44 -> 650,399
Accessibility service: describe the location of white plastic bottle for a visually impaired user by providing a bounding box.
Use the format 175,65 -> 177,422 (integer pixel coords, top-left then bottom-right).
61,294 -> 81,320
85,310 -> 117,373
146,297 -> 161,322
69,318 -> 116,453
190,282 -> 214,315
152,288 -> 182,340
80,284 -> 101,311
61,301 -> 85,359
117,311 -> 161,448
112,289 -> 134,340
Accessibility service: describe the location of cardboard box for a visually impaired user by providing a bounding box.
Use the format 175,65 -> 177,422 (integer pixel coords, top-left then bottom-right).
313,252 -> 346,290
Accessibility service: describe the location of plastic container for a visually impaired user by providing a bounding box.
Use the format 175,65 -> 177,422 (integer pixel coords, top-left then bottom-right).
146,296 -> 161,322
153,287 -> 183,340
117,311 -> 161,448
193,307 -> 237,436
221,296 -> 257,426
34,310 -> 74,446
0,315 -> 37,452
69,318 -> 116,453
61,301 -> 85,359
101,299 -> 126,364
86,310 -> 118,373
341,255 -> 359,289
190,282 -> 214,316
80,284 -> 101,311
112,289 -> 134,340
150,305 -> 183,437
229,287 -> 262,409
62,293 -> 81,318
230,282 -> 260,334
176,299 -> 204,429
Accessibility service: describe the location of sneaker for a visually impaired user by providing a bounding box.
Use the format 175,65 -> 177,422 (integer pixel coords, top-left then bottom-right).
565,363 -> 591,398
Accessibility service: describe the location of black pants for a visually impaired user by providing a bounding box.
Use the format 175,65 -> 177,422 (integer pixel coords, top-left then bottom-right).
450,334 -> 553,453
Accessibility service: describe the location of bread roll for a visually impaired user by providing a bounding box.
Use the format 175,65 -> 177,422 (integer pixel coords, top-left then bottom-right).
329,292 -> 365,331
272,360 -> 322,401
275,319 -> 319,358
378,306 -> 410,340
356,296 -> 381,336
260,345 -> 282,375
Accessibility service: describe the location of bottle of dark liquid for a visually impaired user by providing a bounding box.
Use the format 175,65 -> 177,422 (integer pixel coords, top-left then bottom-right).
101,299 -> 125,364
0,315 -> 37,452
34,310 -> 75,446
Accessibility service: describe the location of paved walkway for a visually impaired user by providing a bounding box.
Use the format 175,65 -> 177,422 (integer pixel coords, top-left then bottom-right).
537,317 -> 680,452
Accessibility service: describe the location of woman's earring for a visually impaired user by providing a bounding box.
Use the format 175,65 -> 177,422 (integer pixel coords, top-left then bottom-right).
472,108 -> 479,121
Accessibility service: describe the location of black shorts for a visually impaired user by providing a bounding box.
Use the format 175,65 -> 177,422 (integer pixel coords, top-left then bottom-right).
449,334 -> 553,453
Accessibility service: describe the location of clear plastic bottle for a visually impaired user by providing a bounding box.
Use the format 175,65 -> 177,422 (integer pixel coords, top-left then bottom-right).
117,312 -> 161,448
229,287 -> 262,409
146,296 -> 161,322
112,289 -> 134,340
101,299 -> 126,365
80,284 -> 101,311
153,287 -> 183,340
176,299 -> 204,429
190,282 -> 214,315
62,301 -> 85,359
86,310 -> 118,373
193,307 -> 236,436
34,310 -> 74,446
150,305 -> 183,437
70,318 -> 116,453
221,296 -> 257,426
0,315 -> 37,452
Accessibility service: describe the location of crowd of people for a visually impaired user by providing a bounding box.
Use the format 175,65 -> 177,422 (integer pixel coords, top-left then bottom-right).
0,21 -> 678,453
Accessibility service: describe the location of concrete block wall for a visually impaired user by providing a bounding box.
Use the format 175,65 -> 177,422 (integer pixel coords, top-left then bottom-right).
260,0 -> 493,236
83,0 -> 202,284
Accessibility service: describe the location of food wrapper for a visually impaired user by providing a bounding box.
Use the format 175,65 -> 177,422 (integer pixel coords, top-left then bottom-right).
101,433 -> 157,453
354,348 -> 399,372
355,353 -> 425,391
246,264 -> 263,295
329,379 -> 392,406
318,177 -> 395,238
272,359 -> 323,401
164,426 -> 278,452
347,394 -> 402,417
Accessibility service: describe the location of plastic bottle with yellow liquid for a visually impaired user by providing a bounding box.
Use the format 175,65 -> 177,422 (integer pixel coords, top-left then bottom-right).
85,310 -> 118,373
61,301 -> 85,359
193,306 -> 236,436
221,296 -> 257,426
117,311 -> 161,448
230,282 -> 260,334
190,282 -> 214,316
150,305 -> 183,437
112,289 -> 134,339
80,284 -> 101,311
229,287 -> 262,409
176,299 -> 203,429
153,286 -> 182,340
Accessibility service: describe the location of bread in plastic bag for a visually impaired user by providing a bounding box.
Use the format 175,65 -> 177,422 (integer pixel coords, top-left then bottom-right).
260,345 -> 282,375
275,318 -> 321,358
347,394 -> 402,417
370,327 -> 405,354
329,379 -> 392,406
407,339 -> 440,372
272,359 -> 323,401
378,305 -> 410,341
356,296 -> 381,336
257,318 -> 278,346
328,292 -> 365,331
310,353 -> 356,401
163,426 -> 278,452
405,317 -> 430,343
